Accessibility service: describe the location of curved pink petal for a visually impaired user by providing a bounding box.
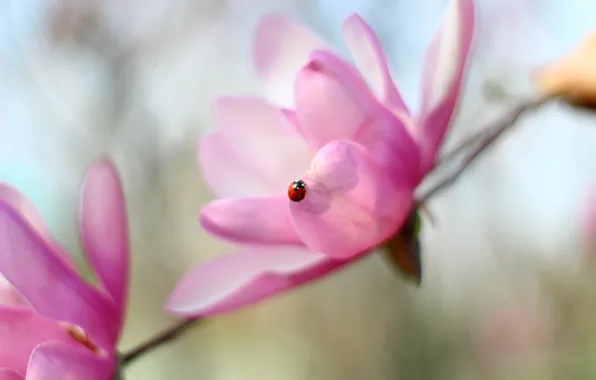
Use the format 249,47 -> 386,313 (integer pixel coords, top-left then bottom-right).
79,158 -> 129,323
0,276 -> 28,307
289,140 -> 414,259
293,50 -> 420,178
198,134 -> 274,198
0,307 -> 75,374
200,96 -> 312,198
0,185 -> 75,269
200,197 -> 302,246
418,0 -> 475,173
0,369 -> 23,380
342,14 -> 408,113
294,50 -> 379,150
279,108 -> 307,140
353,108 -> 421,186
0,185 -> 50,241
26,342 -> 113,380
0,201 -> 120,349
166,246 -> 353,317
253,15 -> 331,108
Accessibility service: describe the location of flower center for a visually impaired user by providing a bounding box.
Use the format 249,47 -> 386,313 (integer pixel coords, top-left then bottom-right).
61,323 -> 102,354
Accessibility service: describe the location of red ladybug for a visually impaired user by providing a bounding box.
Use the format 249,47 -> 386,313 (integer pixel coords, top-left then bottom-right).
288,180 -> 306,202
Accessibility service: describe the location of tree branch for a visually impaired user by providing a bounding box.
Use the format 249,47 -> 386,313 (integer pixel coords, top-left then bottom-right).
418,96 -> 554,203
120,318 -> 202,366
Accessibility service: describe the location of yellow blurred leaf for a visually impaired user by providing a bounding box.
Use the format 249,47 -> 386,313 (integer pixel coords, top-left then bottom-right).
536,31 -> 596,108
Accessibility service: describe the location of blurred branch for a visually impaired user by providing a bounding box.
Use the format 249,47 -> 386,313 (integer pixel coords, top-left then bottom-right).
120,318 -> 201,366
431,126 -> 488,170
418,96 -> 555,203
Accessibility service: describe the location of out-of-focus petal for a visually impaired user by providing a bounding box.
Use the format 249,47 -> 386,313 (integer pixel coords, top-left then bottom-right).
342,14 -> 408,113
198,134 -> 272,198
0,185 -> 75,268
0,276 -> 28,307
200,197 -> 302,246
289,140 -> 414,259
579,187 -> 596,260
200,96 -> 312,198
0,368 -> 23,380
166,246 -> 352,317
0,185 -> 50,241
0,307 -> 75,375
279,108 -> 306,139
26,342 -> 113,380
79,158 -> 129,323
0,201 -> 119,348
294,50 -> 380,150
418,0 -> 474,173
253,15 -> 331,108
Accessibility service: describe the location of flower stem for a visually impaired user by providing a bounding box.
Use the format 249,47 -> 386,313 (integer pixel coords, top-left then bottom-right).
120,318 -> 201,366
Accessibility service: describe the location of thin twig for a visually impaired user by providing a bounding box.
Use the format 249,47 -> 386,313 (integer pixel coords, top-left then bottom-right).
431,127 -> 488,170
418,96 -> 554,203
120,318 -> 202,366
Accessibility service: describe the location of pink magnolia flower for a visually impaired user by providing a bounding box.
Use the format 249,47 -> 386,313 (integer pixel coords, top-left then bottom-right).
0,158 -> 129,380
167,0 -> 474,317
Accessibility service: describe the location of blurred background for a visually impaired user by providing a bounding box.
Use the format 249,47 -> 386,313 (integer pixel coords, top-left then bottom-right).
2,0 -> 596,379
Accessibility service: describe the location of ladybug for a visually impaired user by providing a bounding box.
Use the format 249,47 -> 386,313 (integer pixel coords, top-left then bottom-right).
288,179 -> 306,202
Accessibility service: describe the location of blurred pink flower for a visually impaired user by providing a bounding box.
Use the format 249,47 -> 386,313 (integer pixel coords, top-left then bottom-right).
580,188 -> 596,259
167,0 -> 474,317
0,158 -> 129,379
476,303 -> 552,375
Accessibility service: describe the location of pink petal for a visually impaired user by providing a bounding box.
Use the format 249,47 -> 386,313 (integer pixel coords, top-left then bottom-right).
166,246 -> 352,317
198,134 -> 273,198
0,201 -> 120,349
199,96 -> 312,198
289,140 -> 414,259
0,185 -> 50,241
0,276 -> 29,307
0,307 -> 75,374
200,197 -> 302,246
0,369 -> 23,380
353,108 -> 421,186
295,51 -> 420,183
294,50 -> 379,150
0,185 -> 75,268
418,0 -> 475,173
342,14 -> 408,113
26,342 -> 113,380
79,158 -> 129,323
279,108 -> 307,140
253,15 -> 331,108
